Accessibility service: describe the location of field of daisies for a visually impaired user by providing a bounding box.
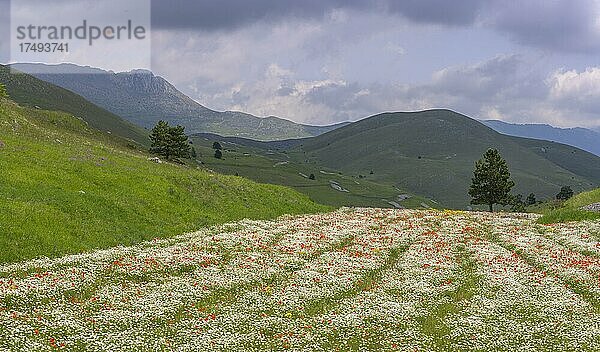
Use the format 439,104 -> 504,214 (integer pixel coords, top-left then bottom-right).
1,208 -> 600,351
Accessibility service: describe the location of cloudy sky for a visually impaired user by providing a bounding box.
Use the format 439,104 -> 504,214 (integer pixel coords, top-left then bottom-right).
2,0 -> 600,129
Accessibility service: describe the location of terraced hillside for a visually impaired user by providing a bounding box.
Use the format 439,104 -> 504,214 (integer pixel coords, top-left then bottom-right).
1,208 -> 599,351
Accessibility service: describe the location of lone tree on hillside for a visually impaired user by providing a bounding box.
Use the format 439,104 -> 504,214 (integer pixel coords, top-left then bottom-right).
149,120 -> 190,160
469,148 -> 515,212
556,186 -> 574,201
0,83 -> 7,98
212,142 -> 222,150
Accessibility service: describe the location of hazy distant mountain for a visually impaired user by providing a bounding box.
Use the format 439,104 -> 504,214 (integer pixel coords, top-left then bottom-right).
11,63 -> 346,141
481,119 -> 600,156
296,110 -> 600,208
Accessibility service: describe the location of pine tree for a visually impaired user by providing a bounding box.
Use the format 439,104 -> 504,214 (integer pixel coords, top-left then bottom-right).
168,125 -> 190,159
149,120 -> 171,159
212,142 -> 222,150
149,121 -> 190,160
214,149 -> 223,159
468,148 -> 515,212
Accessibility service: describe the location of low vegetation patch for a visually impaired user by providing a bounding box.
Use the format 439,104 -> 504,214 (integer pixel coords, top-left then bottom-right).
538,188 -> 600,224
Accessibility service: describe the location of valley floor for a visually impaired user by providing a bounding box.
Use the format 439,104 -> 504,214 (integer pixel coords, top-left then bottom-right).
1,209 -> 600,351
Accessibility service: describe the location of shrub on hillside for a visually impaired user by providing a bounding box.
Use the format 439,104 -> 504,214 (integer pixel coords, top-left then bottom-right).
214,149 -> 223,159
556,186 -> 574,201
526,193 -> 537,206
510,194 -> 526,212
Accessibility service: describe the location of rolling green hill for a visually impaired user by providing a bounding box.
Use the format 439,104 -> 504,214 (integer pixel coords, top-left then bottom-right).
512,137 -> 600,183
293,110 -> 600,208
0,65 -> 148,145
0,97 -> 328,263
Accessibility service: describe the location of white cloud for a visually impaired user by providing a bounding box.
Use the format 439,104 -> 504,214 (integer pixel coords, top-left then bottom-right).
549,68 -> 600,101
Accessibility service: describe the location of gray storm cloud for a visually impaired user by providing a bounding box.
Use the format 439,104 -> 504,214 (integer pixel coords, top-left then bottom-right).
150,0 -> 600,53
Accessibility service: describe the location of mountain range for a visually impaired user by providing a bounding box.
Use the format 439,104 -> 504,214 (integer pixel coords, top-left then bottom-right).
189,110 -> 600,209
3,63 -> 599,209
481,120 -> 600,157
12,63 -> 598,157
11,63 -> 346,141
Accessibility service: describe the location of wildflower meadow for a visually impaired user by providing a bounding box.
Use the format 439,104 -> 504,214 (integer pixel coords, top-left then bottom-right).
1,208 -> 599,351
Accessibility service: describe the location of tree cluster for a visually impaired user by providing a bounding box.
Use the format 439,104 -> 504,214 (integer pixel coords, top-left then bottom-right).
508,192 -> 538,212
149,120 -> 190,160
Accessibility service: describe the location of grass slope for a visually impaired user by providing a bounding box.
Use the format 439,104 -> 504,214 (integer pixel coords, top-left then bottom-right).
538,188 -> 600,223
0,65 -> 148,145
190,134 -> 438,209
513,136 -> 600,183
0,97 -> 328,263
295,110 -> 600,208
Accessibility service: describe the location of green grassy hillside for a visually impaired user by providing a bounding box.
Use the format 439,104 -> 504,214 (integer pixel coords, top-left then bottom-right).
0,97 -> 328,263
189,134 -> 438,209
538,188 -> 600,223
0,65 -> 148,145
295,110 -> 600,208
